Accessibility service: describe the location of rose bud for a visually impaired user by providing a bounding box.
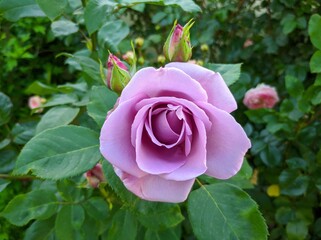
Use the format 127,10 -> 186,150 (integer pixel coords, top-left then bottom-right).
243,83 -> 279,109
85,163 -> 105,188
200,44 -> 209,52
135,37 -> 144,48
163,19 -> 194,62
157,55 -> 166,65
122,51 -> 135,65
106,53 -> 131,95
28,95 -> 46,113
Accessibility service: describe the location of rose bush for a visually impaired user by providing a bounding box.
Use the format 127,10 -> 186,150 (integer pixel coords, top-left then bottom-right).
100,62 -> 251,202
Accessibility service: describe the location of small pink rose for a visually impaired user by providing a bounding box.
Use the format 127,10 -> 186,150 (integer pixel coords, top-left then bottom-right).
100,63 -> 251,202
85,163 -> 105,188
28,96 -> 45,113
243,83 -> 279,109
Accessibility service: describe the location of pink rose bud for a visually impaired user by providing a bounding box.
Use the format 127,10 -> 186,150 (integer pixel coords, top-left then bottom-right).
106,53 -> 131,95
163,19 -> 194,62
28,96 -> 45,113
243,39 -> 253,48
243,83 -> 279,109
85,163 -> 105,188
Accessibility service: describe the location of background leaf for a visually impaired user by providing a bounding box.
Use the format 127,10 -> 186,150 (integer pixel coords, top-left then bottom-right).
51,20 -> 79,37
24,216 -> 56,240
309,14 -> 321,50
107,209 -> 137,240
98,20 -> 130,52
0,0 -> 45,21
188,183 -> 268,240
205,63 -> 242,86
0,92 -> 13,126
14,125 -> 101,179
36,0 -> 67,20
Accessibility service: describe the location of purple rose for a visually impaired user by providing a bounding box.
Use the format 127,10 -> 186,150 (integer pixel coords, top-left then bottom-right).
100,62 -> 251,203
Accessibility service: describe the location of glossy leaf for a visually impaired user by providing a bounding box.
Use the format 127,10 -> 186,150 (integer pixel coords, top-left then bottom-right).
12,121 -> 37,145
310,50 -> 321,73
36,106 -> 80,134
82,197 -> 110,221
206,63 -> 242,86
36,0 -> 67,20
0,0 -> 45,21
14,125 -> 101,180
0,92 -> 13,126
309,14 -> 321,50
0,189 -> 57,226
188,183 -> 268,240
87,86 -> 118,127
98,20 -> 130,52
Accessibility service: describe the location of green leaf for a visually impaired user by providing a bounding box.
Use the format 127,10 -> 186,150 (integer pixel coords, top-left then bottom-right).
188,183 -> 268,240
24,216 -> 56,240
108,209 -> 137,240
163,0 -> 201,12
119,0 -> 201,12
310,50 -> 321,73
25,81 -> 60,95
12,121 -> 37,145
144,226 -> 181,240
279,170 -> 309,196
135,201 -> 184,230
36,0 -> 67,20
281,14 -> 297,34
82,197 -> 110,221
87,86 -> 118,127
68,56 -> 103,83
286,221 -> 308,240
0,189 -> 57,226
285,75 -> 304,98
98,20 -> 130,52
55,205 -> 85,240
0,0 -> 45,21
36,106 -> 80,134
84,0 -> 116,34
309,14 -> 321,50
205,63 -> 242,86
0,149 -> 17,173
42,93 -> 78,107
0,92 -> 13,126
51,20 -> 79,37
0,179 -> 10,192
14,125 -> 101,180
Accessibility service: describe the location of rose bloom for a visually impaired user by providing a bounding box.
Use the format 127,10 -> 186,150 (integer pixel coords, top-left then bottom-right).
243,83 -> 279,109
100,62 -> 251,202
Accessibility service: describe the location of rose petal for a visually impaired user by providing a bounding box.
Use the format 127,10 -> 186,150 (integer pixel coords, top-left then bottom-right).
198,102 -> 251,179
134,97 -> 210,179
165,62 -> 237,112
119,67 -> 208,104
100,96 -> 146,178
115,167 -> 195,203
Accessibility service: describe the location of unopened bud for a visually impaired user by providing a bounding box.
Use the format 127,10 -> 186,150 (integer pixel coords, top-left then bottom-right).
28,96 -> 46,113
106,53 -> 131,95
163,19 -> 194,62
157,55 -> 166,64
122,51 -> 135,65
85,163 -> 105,188
200,44 -> 209,52
267,184 -> 280,197
138,56 -> 144,65
135,37 -> 144,48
